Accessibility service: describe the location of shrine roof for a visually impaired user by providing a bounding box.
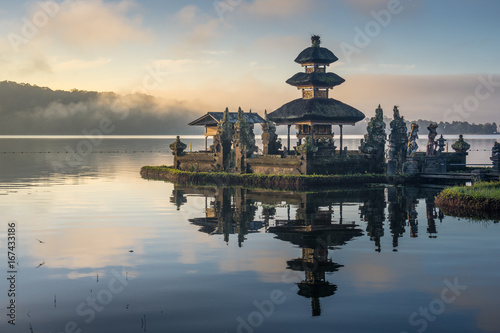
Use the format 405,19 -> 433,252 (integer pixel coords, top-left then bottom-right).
189,112 -> 265,126
268,98 -> 365,125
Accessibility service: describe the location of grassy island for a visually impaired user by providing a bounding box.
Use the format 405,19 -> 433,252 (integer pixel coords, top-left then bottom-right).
435,181 -> 500,220
140,166 -> 413,191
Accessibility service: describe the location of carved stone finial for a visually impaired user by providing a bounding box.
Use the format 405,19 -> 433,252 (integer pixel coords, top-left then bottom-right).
452,135 -> 471,155
170,136 -> 187,156
311,35 -> 321,47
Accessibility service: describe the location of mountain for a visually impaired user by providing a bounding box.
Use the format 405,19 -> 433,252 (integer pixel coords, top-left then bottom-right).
0,81 -> 200,135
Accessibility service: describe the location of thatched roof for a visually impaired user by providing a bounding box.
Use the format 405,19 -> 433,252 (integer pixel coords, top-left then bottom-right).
268,98 -> 365,125
189,112 -> 265,126
286,72 -> 345,88
295,46 -> 339,65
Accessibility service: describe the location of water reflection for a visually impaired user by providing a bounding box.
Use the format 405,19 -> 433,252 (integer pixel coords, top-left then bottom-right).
170,185 -> 450,317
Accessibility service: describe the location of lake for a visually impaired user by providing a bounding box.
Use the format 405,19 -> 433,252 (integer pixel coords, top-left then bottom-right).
1,136 -> 499,333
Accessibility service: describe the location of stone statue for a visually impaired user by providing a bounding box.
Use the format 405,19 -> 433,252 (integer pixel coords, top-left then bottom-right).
389,106 -> 408,172
211,108 -> 233,154
233,107 -> 258,158
407,123 -> 419,156
492,142 -> 500,174
211,108 -> 234,171
492,141 -> 500,157
360,105 -> 386,155
359,105 -> 387,172
261,110 -> 282,155
426,123 -> 439,157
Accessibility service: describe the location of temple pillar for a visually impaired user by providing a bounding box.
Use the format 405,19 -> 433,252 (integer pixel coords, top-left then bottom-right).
339,125 -> 343,156
288,125 -> 291,154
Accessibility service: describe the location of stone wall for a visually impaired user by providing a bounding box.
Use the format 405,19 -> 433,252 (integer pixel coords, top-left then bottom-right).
313,154 -> 374,175
247,155 -> 303,175
175,152 -> 216,172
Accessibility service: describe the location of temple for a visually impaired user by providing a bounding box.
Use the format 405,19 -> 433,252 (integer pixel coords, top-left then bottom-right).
169,35 -> 499,179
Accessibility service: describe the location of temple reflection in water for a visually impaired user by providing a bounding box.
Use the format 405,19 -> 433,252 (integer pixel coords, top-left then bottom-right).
170,185 -> 444,316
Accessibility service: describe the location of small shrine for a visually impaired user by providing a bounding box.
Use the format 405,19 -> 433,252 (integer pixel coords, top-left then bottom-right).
189,111 -> 264,151
268,35 -> 365,155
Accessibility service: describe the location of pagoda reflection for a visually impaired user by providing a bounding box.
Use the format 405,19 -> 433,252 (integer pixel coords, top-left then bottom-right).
266,192 -> 365,317
171,186 -> 263,247
170,185 -> 445,316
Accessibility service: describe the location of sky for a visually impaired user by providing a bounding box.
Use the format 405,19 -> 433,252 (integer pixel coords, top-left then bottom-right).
1,0 -> 500,125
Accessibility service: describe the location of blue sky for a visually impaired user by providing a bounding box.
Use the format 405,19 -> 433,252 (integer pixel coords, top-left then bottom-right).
1,0 -> 499,122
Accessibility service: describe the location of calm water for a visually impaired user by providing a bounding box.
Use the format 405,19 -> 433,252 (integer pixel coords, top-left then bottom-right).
1,136 -> 499,333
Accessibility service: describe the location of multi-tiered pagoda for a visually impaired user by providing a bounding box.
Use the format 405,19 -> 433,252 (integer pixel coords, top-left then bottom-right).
268,35 -> 365,154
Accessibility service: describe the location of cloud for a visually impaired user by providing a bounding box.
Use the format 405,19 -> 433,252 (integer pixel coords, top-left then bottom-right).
378,64 -> 416,71
344,0 -> 393,13
17,55 -> 53,75
244,0 -> 314,18
334,73 -> 500,124
343,0 -> 424,17
170,5 -> 222,55
36,0 -> 152,48
53,57 -> 112,72
175,4 -> 200,26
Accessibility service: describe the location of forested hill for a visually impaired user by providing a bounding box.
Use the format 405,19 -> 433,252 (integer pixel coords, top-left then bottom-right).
0,81 -> 199,135
343,117 -> 498,135
405,119 -> 498,135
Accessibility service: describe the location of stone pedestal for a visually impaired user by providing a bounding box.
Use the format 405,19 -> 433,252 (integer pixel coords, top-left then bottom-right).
404,156 -> 420,175
386,159 -> 397,175
492,156 -> 500,175
422,157 -> 446,173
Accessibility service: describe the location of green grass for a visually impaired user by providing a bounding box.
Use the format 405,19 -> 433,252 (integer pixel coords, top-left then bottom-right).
140,166 -> 414,191
435,181 -> 500,220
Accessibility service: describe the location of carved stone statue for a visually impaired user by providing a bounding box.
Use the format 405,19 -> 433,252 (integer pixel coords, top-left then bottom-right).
426,123 -> 439,157
211,108 -> 234,171
388,106 -> 408,172
359,105 -> 387,172
492,141 -> 500,157
407,123 -> 419,156
261,110 -> 282,155
233,107 -> 258,158
492,142 -> 500,174
211,108 -> 233,154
